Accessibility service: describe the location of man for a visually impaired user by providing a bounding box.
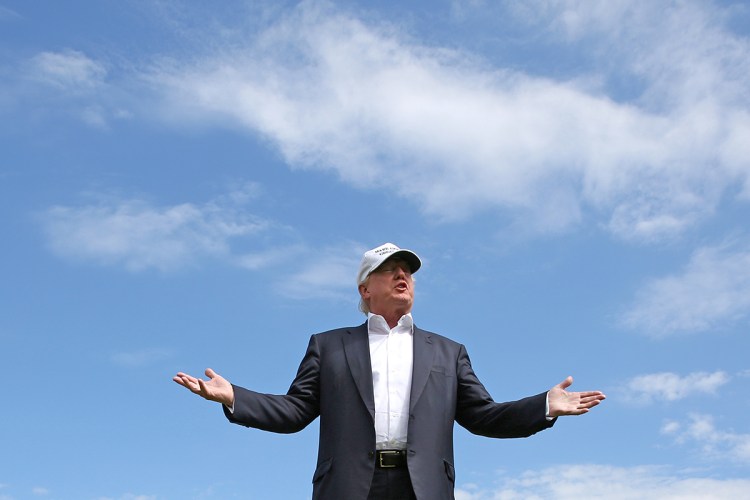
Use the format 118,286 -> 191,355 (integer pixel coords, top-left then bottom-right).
174,243 -> 605,499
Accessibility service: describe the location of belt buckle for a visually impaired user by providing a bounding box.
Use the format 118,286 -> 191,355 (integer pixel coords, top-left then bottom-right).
378,450 -> 400,468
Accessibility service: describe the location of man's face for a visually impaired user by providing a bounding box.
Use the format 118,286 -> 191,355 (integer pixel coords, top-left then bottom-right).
359,258 -> 415,317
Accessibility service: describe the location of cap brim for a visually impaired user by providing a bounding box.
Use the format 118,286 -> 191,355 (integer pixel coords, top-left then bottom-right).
385,250 -> 421,274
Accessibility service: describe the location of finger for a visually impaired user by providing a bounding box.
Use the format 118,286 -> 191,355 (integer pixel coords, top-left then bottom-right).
175,374 -> 203,393
556,376 -> 574,390
173,375 -> 193,385
576,393 -> 605,402
575,391 -> 606,398
578,399 -> 602,409
175,372 -> 199,383
205,368 -> 217,379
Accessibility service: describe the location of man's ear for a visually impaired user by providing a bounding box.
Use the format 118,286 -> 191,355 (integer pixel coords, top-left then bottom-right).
358,284 -> 369,298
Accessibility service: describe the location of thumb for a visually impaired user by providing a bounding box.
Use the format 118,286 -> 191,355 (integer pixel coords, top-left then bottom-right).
205,368 -> 217,379
556,375 -> 574,391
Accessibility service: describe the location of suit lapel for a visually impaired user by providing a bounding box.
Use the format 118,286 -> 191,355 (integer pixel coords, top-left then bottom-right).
410,326 -> 435,411
343,322 -> 375,420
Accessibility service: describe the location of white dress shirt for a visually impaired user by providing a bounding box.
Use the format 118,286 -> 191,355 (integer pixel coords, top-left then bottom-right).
368,313 -> 413,450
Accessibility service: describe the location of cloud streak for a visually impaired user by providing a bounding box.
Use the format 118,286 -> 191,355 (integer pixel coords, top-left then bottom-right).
40,187 -> 366,302
40,185 -> 267,272
622,239 -> 750,336
621,370 -> 730,404
29,50 -> 107,92
111,348 -> 173,368
273,242 -> 364,301
663,413 -> 750,464
145,0 -> 750,241
455,463 -> 750,499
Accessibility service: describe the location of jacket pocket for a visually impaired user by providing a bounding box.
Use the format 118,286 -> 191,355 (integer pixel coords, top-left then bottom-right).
443,459 -> 455,484
312,457 -> 333,483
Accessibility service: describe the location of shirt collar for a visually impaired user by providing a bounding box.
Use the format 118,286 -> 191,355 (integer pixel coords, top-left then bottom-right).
367,312 -> 413,335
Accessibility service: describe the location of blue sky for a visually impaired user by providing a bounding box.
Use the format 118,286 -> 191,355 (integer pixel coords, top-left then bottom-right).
2,0 -> 750,498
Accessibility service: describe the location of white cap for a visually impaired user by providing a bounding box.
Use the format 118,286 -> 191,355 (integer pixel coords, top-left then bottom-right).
357,242 -> 421,285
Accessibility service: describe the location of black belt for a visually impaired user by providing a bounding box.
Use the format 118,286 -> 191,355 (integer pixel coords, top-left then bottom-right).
375,450 -> 407,468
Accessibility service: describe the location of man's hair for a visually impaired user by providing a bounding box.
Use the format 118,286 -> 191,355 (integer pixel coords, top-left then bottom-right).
358,273 -> 371,315
359,296 -> 371,315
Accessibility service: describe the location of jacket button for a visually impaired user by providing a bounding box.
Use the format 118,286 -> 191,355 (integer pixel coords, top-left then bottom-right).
368,451 -> 374,458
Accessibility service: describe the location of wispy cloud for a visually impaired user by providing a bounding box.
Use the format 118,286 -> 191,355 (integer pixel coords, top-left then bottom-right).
40,186 -> 366,302
40,184 -> 268,272
455,464 -> 750,499
4,49 -> 131,128
663,413 -> 750,464
0,6 -> 20,20
111,348 -> 172,368
145,0 -> 750,241
621,371 -> 730,404
95,495 -> 156,500
621,239 -> 750,336
29,50 -> 107,92
8,1 -> 749,238
274,242 -> 364,301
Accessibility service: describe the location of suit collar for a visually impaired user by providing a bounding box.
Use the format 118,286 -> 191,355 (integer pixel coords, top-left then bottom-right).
343,323 -> 375,420
410,326 -> 435,411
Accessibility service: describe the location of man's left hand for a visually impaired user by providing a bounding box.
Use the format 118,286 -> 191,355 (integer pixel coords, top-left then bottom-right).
548,376 -> 606,417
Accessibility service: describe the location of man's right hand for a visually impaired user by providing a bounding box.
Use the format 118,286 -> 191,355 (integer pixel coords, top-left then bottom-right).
173,368 -> 235,407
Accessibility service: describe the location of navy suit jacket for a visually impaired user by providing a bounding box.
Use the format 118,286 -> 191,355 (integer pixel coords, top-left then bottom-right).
224,323 -> 555,499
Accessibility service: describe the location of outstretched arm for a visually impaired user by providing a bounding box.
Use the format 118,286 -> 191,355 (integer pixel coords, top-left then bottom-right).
173,368 -> 235,408
548,376 -> 605,417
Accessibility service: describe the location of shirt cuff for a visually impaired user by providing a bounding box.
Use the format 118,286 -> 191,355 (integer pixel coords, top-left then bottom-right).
545,391 -> 554,421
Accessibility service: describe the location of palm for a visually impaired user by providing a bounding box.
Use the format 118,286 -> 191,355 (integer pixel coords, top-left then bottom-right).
173,368 -> 234,407
548,376 -> 606,417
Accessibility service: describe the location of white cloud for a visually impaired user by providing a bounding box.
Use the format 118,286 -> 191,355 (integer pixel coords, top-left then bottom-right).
663,413 -> 750,464
455,464 -> 750,499
621,371 -> 730,404
40,187 -> 366,301
41,185 -> 268,272
622,239 -> 750,336
0,6 -> 20,20
30,50 -> 107,92
8,49 -> 133,128
237,240 -> 371,302
95,495 -> 156,500
112,348 -> 172,368
31,487 -> 49,496
236,244 -> 307,271
274,242 -> 364,301
145,0 -> 750,241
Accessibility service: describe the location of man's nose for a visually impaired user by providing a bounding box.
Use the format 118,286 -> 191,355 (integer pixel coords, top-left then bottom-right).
394,266 -> 409,279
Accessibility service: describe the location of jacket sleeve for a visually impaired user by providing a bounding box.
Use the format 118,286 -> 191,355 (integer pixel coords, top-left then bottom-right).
454,344 -> 555,438
223,334 -> 321,434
